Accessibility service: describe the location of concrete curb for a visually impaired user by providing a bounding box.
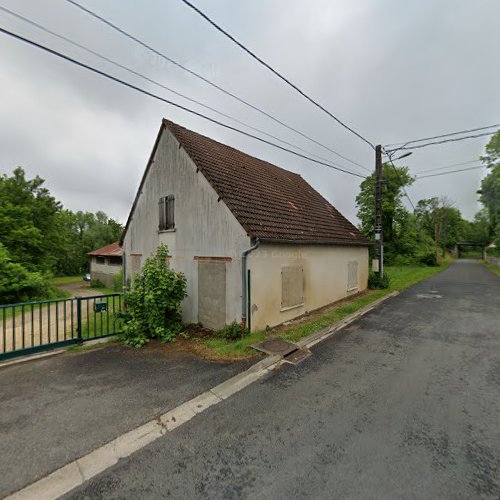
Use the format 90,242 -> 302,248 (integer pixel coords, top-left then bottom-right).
6,292 -> 397,499
0,336 -> 118,371
0,349 -> 67,370
298,291 -> 399,350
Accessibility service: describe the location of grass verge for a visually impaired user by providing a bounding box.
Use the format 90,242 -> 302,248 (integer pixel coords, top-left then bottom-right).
483,261 -> 500,277
202,261 -> 453,359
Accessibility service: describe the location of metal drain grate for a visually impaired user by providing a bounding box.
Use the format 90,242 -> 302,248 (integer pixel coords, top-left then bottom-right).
283,348 -> 312,365
251,338 -> 298,356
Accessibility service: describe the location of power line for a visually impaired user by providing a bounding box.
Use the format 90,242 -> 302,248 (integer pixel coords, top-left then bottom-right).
0,25 -> 367,179
415,159 -> 481,175
179,0 -> 375,150
384,150 -> 416,211
385,123 -> 500,148
62,0 -> 370,172
415,165 -> 485,179
0,5 -> 368,176
385,130 -> 498,152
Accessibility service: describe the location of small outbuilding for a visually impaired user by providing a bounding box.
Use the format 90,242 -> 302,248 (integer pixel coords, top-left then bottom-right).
121,119 -> 371,332
88,241 -> 122,288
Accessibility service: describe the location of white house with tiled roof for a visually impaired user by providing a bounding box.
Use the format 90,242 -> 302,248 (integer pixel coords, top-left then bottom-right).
121,119 -> 370,332
88,241 -> 122,288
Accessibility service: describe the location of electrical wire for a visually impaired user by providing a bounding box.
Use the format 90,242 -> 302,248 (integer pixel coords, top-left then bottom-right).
62,0 -> 370,172
414,159 -> 481,174
385,123 -> 500,148
383,150 -> 416,211
415,165 -> 485,179
0,25 -> 368,179
0,5 -> 369,176
178,0 -> 375,150
385,130 -> 498,152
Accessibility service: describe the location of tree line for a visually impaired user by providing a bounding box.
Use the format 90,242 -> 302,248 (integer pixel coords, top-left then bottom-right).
0,167 -> 122,303
356,131 -> 500,265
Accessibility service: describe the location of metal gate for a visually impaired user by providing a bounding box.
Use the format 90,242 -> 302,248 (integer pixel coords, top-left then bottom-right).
0,294 -> 123,361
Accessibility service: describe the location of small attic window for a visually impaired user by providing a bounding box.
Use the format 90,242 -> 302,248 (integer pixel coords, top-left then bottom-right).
159,195 -> 175,230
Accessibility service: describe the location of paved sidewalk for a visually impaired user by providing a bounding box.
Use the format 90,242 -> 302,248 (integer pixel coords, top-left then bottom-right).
0,343 -> 253,498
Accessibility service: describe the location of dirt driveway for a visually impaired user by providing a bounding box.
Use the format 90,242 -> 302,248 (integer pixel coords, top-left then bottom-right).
56,281 -> 103,298
0,285 -> 109,355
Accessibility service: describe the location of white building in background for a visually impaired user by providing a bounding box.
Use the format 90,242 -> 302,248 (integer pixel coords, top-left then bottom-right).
88,242 -> 122,288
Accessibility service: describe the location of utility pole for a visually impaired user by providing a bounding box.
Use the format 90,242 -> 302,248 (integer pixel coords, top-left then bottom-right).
434,208 -> 441,265
374,145 -> 383,277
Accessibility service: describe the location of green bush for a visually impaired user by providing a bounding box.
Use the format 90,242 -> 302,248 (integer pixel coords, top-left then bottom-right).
0,243 -> 52,304
390,254 -> 416,266
216,321 -> 248,340
121,244 -> 187,347
90,278 -> 106,288
418,252 -> 438,267
368,272 -> 391,290
112,272 -> 124,292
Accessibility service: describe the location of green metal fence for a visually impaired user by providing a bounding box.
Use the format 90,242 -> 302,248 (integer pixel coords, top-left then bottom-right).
0,294 -> 123,361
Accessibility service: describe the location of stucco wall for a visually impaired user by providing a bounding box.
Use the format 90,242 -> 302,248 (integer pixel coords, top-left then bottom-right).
90,257 -> 122,288
247,243 -> 369,331
122,125 -> 251,325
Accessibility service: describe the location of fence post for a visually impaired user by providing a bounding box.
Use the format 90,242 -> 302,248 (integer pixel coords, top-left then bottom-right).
76,297 -> 83,342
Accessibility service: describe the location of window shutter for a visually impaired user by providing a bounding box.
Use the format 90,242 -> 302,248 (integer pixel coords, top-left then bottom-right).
158,197 -> 165,230
167,195 -> 175,229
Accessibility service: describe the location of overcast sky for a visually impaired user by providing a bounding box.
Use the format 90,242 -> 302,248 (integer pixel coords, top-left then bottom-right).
1,0 -> 499,225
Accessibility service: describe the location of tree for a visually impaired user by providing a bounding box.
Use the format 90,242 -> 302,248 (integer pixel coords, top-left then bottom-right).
478,131 -> 500,246
462,209 -> 491,246
0,243 -> 50,303
356,163 -> 415,262
0,167 -> 61,272
415,197 -> 464,261
0,167 -> 123,278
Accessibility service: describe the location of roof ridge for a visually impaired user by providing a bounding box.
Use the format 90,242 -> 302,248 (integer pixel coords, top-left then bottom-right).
163,118 -> 303,179
121,118 -> 370,246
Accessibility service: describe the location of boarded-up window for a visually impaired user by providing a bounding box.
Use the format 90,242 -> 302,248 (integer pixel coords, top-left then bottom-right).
347,261 -> 358,291
281,266 -> 304,309
131,255 -> 142,276
198,261 -> 226,330
159,195 -> 175,230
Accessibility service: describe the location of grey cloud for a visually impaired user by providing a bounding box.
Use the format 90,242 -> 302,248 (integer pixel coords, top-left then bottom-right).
1,0 -> 499,225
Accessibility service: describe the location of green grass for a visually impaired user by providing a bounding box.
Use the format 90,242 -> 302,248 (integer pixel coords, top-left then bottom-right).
203,261 -> 453,359
483,262 -> 500,277
50,275 -> 83,286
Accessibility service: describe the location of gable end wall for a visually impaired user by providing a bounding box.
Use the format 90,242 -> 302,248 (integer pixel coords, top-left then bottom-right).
122,126 -> 251,325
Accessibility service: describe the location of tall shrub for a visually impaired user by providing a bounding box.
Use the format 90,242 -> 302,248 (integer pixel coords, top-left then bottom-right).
0,243 -> 50,303
121,245 -> 187,347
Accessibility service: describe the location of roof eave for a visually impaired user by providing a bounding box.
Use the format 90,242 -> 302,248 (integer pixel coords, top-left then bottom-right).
255,237 -> 372,247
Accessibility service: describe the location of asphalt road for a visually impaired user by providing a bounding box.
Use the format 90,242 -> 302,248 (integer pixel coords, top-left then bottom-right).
67,260 -> 500,499
0,343 -> 253,498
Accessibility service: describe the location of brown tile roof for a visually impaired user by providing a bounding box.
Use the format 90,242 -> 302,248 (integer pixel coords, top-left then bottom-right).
163,119 -> 370,246
87,241 -> 122,257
